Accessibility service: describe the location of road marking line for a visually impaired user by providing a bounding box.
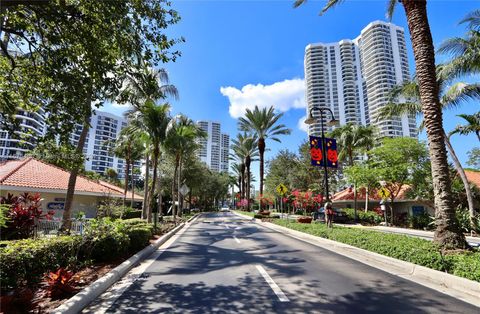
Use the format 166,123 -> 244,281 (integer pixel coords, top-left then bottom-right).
255,265 -> 289,302
233,236 -> 241,243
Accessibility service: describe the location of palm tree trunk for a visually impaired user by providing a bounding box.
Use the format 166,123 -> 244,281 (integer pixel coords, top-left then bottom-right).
402,0 -> 467,249
246,157 -> 251,211
131,160 -> 135,208
365,186 -> 369,212
61,119 -> 90,232
123,158 -> 129,207
142,152 -> 150,220
172,156 -> 179,223
177,155 -> 182,217
258,137 -> 266,210
148,145 -> 159,223
444,132 -> 475,229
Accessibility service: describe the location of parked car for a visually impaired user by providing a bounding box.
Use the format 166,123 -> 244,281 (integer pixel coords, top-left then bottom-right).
220,206 -> 230,212
313,208 -> 349,223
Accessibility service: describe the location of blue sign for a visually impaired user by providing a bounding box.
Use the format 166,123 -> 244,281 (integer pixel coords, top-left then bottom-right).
47,202 -> 65,211
309,136 -> 338,168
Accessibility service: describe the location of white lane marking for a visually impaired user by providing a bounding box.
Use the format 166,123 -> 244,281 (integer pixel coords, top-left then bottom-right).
233,236 -> 241,243
86,216 -> 200,314
255,265 -> 289,302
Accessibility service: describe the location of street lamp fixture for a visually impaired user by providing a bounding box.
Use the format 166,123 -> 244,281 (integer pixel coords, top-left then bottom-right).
304,107 -> 337,204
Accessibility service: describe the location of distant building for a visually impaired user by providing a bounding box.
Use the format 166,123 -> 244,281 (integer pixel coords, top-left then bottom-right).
0,108 -> 46,160
196,120 -> 229,172
304,21 -> 416,138
70,110 -> 140,179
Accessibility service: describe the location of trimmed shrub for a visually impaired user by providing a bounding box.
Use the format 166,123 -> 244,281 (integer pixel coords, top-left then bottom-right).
81,218 -> 129,262
272,220 -> 480,282
125,227 -> 152,252
254,214 -> 265,219
0,236 -> 81,290
342,208 -> 383,225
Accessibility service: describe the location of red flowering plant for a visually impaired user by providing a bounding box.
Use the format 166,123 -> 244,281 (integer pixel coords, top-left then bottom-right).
44,268 -> 77,299
0,192 -> 54,239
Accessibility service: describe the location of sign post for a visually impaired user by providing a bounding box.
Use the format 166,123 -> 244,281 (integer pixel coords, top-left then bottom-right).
276,183 -> 288,219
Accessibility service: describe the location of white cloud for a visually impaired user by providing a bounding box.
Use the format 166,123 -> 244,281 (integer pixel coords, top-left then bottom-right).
220,78 -> 305,118
298,115 -> 309,133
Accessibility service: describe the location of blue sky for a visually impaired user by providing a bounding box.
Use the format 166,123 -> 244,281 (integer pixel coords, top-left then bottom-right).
103,0 -> 479,187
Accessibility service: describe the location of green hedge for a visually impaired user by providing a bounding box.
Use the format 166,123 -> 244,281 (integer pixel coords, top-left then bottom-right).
342,208 -> 383,225
0,218 -> 159,291
272,220 -> 480,282
0,236 -> 82,290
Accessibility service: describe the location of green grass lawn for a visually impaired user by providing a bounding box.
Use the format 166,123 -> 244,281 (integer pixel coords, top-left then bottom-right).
271,219 -> 480,283
233,210 -> 255,217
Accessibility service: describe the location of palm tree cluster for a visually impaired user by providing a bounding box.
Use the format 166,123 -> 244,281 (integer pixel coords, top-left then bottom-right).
110,65 -> 205,222
231,106 -> 291,210
293,0 -> 478,251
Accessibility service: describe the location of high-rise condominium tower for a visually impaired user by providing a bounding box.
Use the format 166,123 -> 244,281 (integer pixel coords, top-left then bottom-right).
0,108 -> 46,160
71,110 -> 139,179
197,121 -> 229,172
304,21 -> 417,138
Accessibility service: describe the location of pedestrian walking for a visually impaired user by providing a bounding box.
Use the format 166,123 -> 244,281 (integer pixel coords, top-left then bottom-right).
325,202 -> 334,228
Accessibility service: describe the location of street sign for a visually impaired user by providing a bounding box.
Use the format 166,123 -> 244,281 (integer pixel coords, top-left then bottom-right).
276,183 -> 288,196
179,184 -> 190,196
378,188 -> 390,199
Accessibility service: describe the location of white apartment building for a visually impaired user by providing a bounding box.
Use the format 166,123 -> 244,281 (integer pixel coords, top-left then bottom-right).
197,121 -> 229,172
71,110 -> 139,179
304,21 -> 417,138
0,108 -> 46,160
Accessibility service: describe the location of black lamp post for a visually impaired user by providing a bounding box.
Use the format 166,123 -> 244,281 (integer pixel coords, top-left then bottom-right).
304,107 -> 338,203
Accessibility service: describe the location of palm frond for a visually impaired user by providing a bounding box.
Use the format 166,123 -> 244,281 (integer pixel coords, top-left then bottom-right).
321,0 -> 344,15
441,83 -> 480,110
437,37 -> 469,56
377,102 -> 422,121
386,0 -> 397,21
459,9 -> 480,30
293,0 -> 307,8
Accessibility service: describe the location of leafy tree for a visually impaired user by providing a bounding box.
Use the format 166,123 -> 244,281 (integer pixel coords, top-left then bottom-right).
1,1 -> 182,232
29,140 -> 84,172
238,106 -> 291,207
343,164 -> 380,212
293,0 -> 468,252
467,148 -> 480,170
368,137 -> 429,224
328,123 -> 375,166
379,65 -> 480,227
104,168 -> 119,184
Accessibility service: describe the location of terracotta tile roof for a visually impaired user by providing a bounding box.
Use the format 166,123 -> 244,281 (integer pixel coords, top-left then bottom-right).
0,157 -> 142,200
465,170 -> 480,188
332,185 -> 412,202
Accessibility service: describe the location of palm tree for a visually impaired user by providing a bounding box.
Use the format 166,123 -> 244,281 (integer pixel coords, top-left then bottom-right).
230,163 -> 243,208
165,115 -> 206,221
128,102 -> 170,222
449,113 -> 480,141
379,67 -> 480,229
293,0 -> 468,250
329,124 -> 375,217
238,106 -> 291,209
121,65 -> 178,220
231,133 -> 258,211
438,10 -> 480,79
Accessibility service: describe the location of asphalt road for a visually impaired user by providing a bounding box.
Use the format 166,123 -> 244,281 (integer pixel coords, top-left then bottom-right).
85,212 -> 479,314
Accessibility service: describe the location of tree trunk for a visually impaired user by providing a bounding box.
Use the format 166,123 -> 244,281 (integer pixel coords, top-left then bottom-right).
142,151 -> 150,220
131,160 -> 135,208
123,157 -> 129,207
402,0 -> 467,249
365,186 -> 369,212
353,182 -> 358,222
177,155 -> 182,217
148,145 -> 159,223
444,132 -> 475,229
246,156 -> 251,211
61,118 -> 90,232
258,137 -> 266,210
172,156 -> 179,223
240,163 -> 245,201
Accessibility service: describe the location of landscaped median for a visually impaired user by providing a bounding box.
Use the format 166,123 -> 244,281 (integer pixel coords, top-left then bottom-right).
271,219 -> 480,283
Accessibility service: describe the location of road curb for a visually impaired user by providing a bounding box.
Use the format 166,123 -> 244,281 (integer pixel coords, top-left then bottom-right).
233,212 -> 480,307
52,221 -> 188,314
